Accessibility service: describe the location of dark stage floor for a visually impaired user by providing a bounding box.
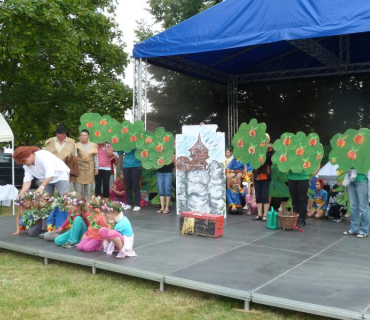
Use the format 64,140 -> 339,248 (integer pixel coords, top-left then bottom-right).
0,209 -> 368,320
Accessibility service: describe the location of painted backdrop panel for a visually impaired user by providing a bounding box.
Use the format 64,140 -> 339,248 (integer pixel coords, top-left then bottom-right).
176,125 -> 226,216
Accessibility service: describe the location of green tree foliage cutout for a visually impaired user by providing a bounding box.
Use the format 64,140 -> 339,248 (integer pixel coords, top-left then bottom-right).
111,120 -> 145,153
135,127 -> 175,170
269,164 -> 290,197
232,119 -> 268,169
272,132 -> 324,174
79,113 -> 119,144
329,128 -> 370,174
79,113 -> 174,169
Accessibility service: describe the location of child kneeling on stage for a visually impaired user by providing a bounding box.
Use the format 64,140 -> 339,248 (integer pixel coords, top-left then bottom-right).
99,201 -> 137,259
77,196 -> 107,252
226,178 -> 246,215
55,193 -> 90,248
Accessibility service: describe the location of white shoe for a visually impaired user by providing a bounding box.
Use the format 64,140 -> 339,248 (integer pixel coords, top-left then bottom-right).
242,205 -> 248,210
124,205 -> 132,210
133,206 -> 141,211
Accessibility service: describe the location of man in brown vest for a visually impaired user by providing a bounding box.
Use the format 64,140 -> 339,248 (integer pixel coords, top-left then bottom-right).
45,125 -> 75,162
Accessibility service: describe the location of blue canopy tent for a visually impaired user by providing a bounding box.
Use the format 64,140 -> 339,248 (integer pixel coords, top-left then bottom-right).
133,0 -> 370,140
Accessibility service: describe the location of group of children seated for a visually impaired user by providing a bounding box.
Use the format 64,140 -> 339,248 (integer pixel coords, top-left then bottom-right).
13,191 -> 136,259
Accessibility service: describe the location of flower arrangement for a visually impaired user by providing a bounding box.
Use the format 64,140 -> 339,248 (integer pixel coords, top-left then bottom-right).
63,191 -> 85,206
87,195 -> 104,213
15,191 -> 34,207
101,201 -> 124,213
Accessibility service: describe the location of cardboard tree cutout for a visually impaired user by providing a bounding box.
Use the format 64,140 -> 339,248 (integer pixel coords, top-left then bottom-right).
135,127 -> 175,170
232,119 -> 268,169
79,113 -> 174,169
79,113 -> 118,143
272,131 -> 323,174
110,120 -> 145,152
329,128 -> 370,174
269,164 -> 290,197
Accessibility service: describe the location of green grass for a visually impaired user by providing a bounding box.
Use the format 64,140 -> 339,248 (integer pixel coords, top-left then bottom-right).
0,207 -> 326,320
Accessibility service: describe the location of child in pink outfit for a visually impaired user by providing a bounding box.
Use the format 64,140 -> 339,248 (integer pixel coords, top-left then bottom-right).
245,182 -> 257,215
109,173 -> 126,202
77,197 -> 107,252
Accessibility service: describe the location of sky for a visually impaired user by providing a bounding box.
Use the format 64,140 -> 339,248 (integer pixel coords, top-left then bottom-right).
115,0 -> 158,87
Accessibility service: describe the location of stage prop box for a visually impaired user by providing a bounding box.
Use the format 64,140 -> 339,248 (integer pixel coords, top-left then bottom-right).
180,212 -> 224,238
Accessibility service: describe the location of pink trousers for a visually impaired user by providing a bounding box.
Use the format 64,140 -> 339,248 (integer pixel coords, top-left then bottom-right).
245,194 -> 257,210
99,228 -> 124,244
77,236 -> 103,252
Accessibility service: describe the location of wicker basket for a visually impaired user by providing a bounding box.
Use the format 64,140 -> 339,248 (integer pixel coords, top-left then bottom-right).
278,211 -> 299,231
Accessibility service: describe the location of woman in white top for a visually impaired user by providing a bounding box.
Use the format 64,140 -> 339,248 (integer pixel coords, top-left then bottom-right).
13,146 -> 70,196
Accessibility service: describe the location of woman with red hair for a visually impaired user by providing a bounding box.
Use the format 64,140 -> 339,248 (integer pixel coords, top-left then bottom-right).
13,146 -> 70,196
308,178 -> 328,219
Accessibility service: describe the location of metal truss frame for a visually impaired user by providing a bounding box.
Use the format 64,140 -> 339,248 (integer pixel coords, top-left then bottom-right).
227,82 -> 238,144
133,58 -> 148,126
151,56 -> 232,84
133,35 -> 370,136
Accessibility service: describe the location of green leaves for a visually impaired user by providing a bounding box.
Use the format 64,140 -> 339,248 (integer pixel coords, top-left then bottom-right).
272,132 -> 323,174
0,0 -> 131,146
328,128 -> 370,174
232,119 -> 268,169
135,127 -> 175,169
79,113 -> 175,169
111,120 -> 145,153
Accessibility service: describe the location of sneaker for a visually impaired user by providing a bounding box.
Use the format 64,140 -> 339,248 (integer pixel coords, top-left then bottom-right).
332,218 -> 342,223
343,230 -> 357,235
116,251 -> 126,259
242,205 -> 248,210
124,205 -> 132,210
133,206 -> 141,212
38,233 -> 45,239
357,233 -> 368,238
63,241 -> 77,248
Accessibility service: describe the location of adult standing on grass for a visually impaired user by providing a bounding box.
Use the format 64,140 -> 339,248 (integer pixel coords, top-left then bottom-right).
71,129 -> 98,200
45,125 -> 75,163
13,146 -> 70,196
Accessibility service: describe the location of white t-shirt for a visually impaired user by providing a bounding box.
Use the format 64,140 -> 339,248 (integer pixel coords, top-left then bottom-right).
23,150 -> 70,183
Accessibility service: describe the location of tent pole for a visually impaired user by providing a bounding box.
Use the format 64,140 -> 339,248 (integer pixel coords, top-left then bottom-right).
144,58 -> 148,130
132,58 -> 136,123
12,140 -> 15,215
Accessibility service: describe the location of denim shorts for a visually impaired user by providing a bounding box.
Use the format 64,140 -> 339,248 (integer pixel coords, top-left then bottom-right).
157,172 -> 173,196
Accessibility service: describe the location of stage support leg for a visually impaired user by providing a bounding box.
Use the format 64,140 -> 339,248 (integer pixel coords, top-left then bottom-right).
244,300 -> 250,311
44,257 -> 48,266
92,266 -> 96,275
159,281 -> 164,292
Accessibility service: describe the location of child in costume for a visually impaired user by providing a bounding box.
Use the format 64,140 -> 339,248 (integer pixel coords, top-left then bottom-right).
308,178 -> 328,219
76,196 -> 107,252
109,172 -> 126,202
99,201 -> 137,259
226,178 -> 246,215
42,194 -> 70,241
13,191 -> 34,235
28,191 -> 53,237
244,182 -> 257,215
55,193 -> 90,248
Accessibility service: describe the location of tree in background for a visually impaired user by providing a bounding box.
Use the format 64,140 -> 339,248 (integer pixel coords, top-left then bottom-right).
0,0 -> 132,146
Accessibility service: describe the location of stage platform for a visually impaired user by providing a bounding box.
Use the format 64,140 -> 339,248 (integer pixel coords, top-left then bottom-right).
0,210 -> 369,320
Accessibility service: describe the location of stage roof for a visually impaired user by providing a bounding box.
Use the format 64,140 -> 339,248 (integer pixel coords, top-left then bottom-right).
133,0 -> 370,84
